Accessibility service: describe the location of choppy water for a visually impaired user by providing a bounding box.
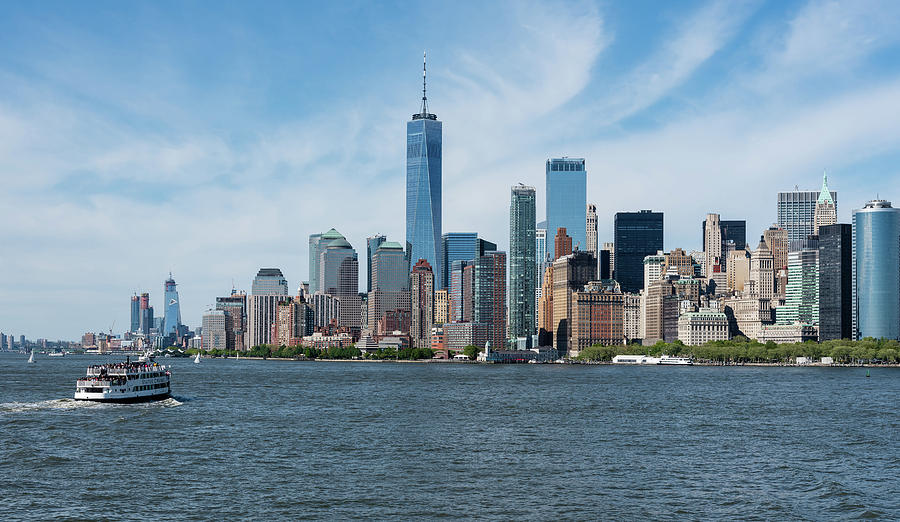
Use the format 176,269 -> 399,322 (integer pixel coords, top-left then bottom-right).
1,353 -> 897,520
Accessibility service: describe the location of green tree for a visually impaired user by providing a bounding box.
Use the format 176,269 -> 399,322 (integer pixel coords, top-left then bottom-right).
462,345 -> 480,360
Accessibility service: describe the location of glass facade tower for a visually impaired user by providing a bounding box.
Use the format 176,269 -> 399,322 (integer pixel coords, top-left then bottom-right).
440,233 -> 496,290
406,59 -> 442,285
162,274 -> 182,337
818,224 -> 852,340
546,158 -> 587,252
614,210 -> 664,294
778,188 -> 837,242
853,200 -> 900,340
509,184 -> 536,340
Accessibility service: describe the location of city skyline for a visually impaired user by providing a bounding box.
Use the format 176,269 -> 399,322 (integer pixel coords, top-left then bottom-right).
3,1 -> 900,339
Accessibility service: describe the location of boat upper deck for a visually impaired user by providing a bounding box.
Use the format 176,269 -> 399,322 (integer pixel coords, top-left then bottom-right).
85,362 -> 168,377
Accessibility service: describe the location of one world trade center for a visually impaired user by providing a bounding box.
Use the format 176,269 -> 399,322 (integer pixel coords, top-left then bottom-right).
406,53 -> 442,283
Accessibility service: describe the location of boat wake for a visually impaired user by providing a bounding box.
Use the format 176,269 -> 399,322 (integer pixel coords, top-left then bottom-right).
0,398 -> 105,413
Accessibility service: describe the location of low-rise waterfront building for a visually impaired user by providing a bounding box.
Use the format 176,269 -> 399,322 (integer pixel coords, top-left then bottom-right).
757,323 -> 819,344
677,308 -> 730,346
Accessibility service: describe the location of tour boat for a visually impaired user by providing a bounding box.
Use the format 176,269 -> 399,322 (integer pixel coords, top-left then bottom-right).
658,355 -> 693,365
74,360 -> 171,402
48,351 -> 65,357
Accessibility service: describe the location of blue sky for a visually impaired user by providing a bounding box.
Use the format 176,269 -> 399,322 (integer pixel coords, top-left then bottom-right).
2,0 -> 900,340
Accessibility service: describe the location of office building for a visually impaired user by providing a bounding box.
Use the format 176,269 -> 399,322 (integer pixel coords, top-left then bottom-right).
273,297 -> 314,346
450,260 -> 475,323
308,228 -> 344,294
317,233 -> 361,330
813,174 -> 837,234
410,259 -> 434,348
443,322 -> 488,353
162,274 -> 182,339
407,56 -> 442,283
538,265 -> 554,343
248,268 -> 289,348
818,224 -> 852,340
643,251 -> 666,290
536,224 -> 548,287
678,308 -> 730,346
310,291 -> 340,329
727,250 -> 750,293
763,225 -> 789,296
703,219 -> 746,252
551,251 -> 597,354
201,309 -> 227,352
570,280 -> 624,356
138,292 -> 153,337
509,184 -> 537,340
366,235 -> 386,293
130,294 -> 140,333
614,210 -> 663,293
440,233 -> 496,290
643,278 -> 679,344
776,237 -> 819,325
623,293 -> 642,342
216,292 -> 247,352
778,184 -> 837,242
586,204 -> 598,257
703,214 -> 724,277
434,289 -> 449,325
747,237 -> 775,300
853,200 -> 900,340
369,241 -> 410,334
554,227 -> 572,260
546,157 -> 587,251
475,250 -> 507,350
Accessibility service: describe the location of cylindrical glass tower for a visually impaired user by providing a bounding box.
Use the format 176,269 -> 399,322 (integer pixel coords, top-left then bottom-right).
853,200 -> 900,340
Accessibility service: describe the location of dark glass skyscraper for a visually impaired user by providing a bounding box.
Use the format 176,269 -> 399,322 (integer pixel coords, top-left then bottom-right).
546,158 -> 587,251
853,200 -> 900,340
818,224 -> 852,340
614,210 -> 664,293
440,233 -> 496,290
130,294 -> 140,333
702,219 -> 746,251
509,184 -> 536,340
407,55 -> 442,283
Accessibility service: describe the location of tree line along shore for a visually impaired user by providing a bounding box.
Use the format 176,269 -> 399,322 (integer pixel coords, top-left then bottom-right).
180,338 -> 900,365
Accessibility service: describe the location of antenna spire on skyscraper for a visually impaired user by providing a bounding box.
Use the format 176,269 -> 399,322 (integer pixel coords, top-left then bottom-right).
421,51 -> 428,115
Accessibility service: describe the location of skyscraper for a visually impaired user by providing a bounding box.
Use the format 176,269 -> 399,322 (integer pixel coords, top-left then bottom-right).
138,292 -> 153,336
410,259 -> 434,348
614,210 -> 664,293
853,200 -> 900,340
407,54 -> 442,282
586,204 -> 598,257
763,225 -> 789,296
369,241 -> 410,334
449,260 -> 474,323
130,294 -> 140,333
475,250 -> 507,350
813,173 -> 837,234
551,251 -> 596,354
776,237 -> 819,325
818,224 -> 852,340
201,309 -> 227,352
703,219 -> 746,251
546,157 -> 587,251
509,184 -> 536,341
216,292 -> 247,352
318,235 -> 361,330
309,228 -> 345,294
554,227 -> 572,260
162,274 -> 182,338
703,214 -> 723,277
248,268 -> 289,348
778,184 -> 837,242
748,237 -> 774,300
366,235 -> 386,293
440,233 -> 496,289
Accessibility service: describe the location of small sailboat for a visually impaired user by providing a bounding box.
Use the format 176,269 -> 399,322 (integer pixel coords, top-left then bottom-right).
27,351 -> 34,363
235,351 -> 239,361
193,352 -> 201,364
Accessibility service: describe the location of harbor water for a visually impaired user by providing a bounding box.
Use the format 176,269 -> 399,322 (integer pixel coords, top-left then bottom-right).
1,353 -> 897,519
